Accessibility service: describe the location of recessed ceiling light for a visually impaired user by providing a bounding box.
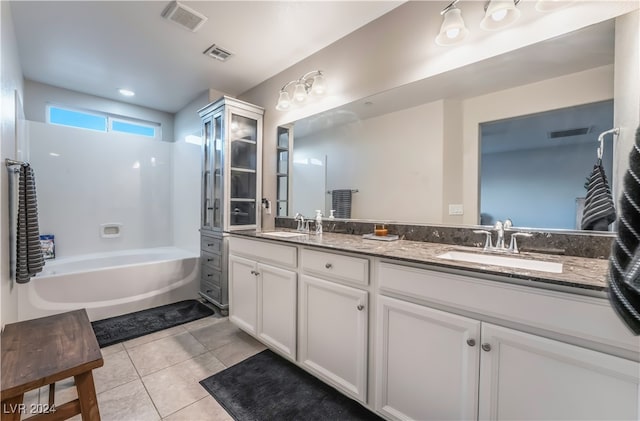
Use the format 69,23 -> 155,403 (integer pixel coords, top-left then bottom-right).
118,89 -> 135,97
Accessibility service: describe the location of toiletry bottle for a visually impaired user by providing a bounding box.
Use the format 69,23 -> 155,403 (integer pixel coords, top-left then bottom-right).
329,210 -> 335,219
315,210 -> 323,235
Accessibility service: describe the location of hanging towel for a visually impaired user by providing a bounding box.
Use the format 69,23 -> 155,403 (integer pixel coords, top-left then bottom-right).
608,126 -> 640,335
331,189 -> 353,219
581,162 -> 616,230
15,164 -> 44,283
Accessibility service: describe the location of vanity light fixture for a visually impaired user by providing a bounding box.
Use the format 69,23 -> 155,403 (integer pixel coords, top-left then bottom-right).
435,0 -> 469,46
480,0 -> 521,31
275,70 -> 326,111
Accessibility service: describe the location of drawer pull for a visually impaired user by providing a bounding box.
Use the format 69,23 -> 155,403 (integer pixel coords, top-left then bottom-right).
207,258 -> 214,262
207,274 -> 213,277
325,263 -> 333,269
206,289 -> 212,293
466,339 -> 476,347
481,343 -> 492,352
207,243 -> 214,247
357,304 -> 365,311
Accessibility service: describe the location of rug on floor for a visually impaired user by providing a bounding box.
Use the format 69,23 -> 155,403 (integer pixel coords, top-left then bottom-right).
200,349 -> 383,421
92,299 -> 217,348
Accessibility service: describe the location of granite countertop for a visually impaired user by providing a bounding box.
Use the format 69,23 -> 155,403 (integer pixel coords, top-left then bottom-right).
231,230 -> 610,293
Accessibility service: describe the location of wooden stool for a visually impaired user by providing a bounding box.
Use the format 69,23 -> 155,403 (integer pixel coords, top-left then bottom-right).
1,309 -> 104,421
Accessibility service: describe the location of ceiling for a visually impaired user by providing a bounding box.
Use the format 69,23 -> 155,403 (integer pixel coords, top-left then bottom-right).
9,1 -> 402,113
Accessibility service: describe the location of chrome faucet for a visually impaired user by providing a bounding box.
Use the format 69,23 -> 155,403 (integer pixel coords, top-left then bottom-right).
474,218 -> 530,253
294,213 -> 308,233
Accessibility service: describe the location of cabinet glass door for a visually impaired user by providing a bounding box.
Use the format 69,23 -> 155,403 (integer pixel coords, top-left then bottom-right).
212,114 -> 223,230
202,117 -> 213,229
230,113 -> 258,227
276,126 -> 291,217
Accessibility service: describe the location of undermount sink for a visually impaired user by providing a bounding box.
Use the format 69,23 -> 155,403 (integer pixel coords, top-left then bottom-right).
261,231 -> 307,238
437,251 -> 563,274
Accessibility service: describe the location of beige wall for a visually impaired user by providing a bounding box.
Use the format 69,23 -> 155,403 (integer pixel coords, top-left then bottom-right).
1,1 -> 25,328
294,100 -> 445,223
461,65 -> 615,225
239,1 -> 637,230
613,10 -> 640,204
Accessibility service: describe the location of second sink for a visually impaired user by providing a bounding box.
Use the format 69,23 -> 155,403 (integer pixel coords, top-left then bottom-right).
437,251 -> 563,274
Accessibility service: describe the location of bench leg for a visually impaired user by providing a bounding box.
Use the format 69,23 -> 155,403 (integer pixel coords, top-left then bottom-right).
1,395 -> 24,421
74,371 -> 100,421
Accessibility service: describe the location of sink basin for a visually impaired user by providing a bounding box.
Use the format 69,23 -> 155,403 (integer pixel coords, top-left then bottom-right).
261,231 -> 307,238
437,251 -> 563,274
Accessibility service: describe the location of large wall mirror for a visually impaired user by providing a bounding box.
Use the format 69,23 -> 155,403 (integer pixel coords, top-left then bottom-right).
285,14 -> 635,233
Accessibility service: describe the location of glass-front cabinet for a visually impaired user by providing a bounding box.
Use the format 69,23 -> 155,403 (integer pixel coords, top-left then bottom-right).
276,125 -> 292,217
198,96 -> 264,311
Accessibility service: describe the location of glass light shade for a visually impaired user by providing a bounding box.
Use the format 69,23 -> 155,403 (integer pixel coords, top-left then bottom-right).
480,0 -> 521,31
275,91 -> 291,111
293,82 -> 307,104
435,8 -> 468,46
311,73 -> 326,95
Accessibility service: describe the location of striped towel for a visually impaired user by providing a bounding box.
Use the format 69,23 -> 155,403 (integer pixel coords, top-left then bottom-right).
581,162 -> 616,230
608,126 -> 640,334
331,189 -> 352,219
16,165 -> 44,283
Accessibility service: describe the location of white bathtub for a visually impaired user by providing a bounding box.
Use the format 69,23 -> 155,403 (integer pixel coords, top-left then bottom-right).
17,247 -> 200,321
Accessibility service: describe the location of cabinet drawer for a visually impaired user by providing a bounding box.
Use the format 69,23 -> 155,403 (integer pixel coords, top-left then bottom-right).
201,235 -> 223,255
229,236 -> 297,268
201,264 -> 221,287
201,251 -> 222,270
302,248 -> 369,286
201,280 -> 221,301
378,262 -> 640,356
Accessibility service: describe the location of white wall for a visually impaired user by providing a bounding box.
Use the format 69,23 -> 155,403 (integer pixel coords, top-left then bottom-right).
462,65 -> 614,224
613,10 -> 640,204
1,1 -> 25,327
239,1 -> 637,229
24,80 -> 175,143
29,121 -> 173,257
294,100 -> 445,223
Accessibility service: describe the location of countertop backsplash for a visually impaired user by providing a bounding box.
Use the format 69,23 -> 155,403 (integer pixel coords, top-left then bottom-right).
275,217 -> 614,260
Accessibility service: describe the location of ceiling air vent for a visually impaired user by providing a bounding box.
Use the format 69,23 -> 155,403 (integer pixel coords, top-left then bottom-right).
203,44 -> 234,62
548,127 -> 591,139
161,1 -> 207,32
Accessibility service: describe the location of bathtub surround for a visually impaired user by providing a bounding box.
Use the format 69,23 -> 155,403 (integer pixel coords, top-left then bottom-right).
276,217 -> 614,260
200,349 -> 382,421
91,299 -> 216,348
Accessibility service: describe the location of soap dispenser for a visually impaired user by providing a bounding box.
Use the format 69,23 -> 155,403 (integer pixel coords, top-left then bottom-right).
315,210 -> 323,235
329,209 -> 335,220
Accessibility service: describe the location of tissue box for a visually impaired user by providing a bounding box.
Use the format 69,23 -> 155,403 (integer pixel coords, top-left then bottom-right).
39,234 -> 55,259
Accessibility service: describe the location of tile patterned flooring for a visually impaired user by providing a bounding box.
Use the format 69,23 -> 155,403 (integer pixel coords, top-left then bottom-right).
21,316 -> 266,420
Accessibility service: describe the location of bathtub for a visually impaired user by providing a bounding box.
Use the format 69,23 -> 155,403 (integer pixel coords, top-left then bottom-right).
17,247 -> 200,321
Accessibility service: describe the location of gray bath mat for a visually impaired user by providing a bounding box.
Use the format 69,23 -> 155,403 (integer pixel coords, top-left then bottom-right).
91,299 -> 217,348
200,349 -> 383,421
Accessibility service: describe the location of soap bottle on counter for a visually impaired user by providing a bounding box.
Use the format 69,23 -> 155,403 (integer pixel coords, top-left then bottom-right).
315,210 -> 323,235
329,209 -> 335,219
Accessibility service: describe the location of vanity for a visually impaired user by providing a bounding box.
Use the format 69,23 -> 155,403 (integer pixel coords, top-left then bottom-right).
228,230 -> 639,420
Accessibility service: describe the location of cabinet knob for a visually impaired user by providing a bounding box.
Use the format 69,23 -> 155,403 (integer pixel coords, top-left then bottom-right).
325,263 -> 333,269
250,270 -> 256,275
466,338 -> 476,347
357,304 -> 365,311
206,289 -> 212,293
481,343 -> 492,352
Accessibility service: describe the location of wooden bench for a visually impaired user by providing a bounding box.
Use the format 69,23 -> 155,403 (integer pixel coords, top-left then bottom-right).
1,309 -> 104,421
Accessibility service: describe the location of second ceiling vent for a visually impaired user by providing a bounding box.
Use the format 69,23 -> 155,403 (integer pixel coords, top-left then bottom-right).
203,44 -> 234,62
161,1 -> 207,32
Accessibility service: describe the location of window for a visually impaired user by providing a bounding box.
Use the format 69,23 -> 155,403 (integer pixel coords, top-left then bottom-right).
111,119 -> 156,137
47,105 -> 160,139
48,106 -> 107,131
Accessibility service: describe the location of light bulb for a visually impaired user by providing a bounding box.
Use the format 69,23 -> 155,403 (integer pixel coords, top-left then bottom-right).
446,28 -> 460,39
491,9 -> 507,21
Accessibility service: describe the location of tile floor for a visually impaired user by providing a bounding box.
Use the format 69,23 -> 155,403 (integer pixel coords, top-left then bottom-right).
21,315 -> 267,420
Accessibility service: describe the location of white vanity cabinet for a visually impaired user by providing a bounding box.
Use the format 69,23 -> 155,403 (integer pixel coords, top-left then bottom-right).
376,261 -> 640,421
228,237 -> 298,360
298,248 -> 370,403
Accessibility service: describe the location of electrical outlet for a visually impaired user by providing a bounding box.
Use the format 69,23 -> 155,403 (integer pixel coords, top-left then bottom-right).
448,204 -> 464,215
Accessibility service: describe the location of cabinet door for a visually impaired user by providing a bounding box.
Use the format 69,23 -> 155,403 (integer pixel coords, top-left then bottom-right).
228,112 -> 258,228
376,296 -> 481,421
299,275 -> 368,403
229,255 -> 258,334
257,263 -> 297,360
479,323 -> 640,420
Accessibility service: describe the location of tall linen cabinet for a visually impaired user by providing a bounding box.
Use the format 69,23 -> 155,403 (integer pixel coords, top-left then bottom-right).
198,96 -> 264,312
